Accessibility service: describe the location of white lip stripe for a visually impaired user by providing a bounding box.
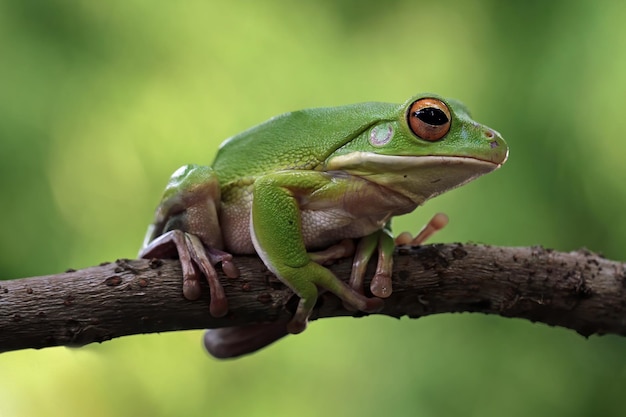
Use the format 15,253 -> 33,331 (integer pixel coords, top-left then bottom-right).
327,152 -> 501,171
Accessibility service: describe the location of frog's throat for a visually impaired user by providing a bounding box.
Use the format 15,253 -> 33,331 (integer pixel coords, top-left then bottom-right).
325,152 -> 502,205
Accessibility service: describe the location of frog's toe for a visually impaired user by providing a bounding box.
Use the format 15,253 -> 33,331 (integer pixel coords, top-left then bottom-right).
370,271 -> 392,298
286,317 -> 308,334
394,231 -> 414,246
396,212 -> 449,246
221,259 -> 239,278
182,275 -> 202,300
140,228 -> 236,316
208,290 -> 228,318
309,239 -> 355,265
284,280 -> 321,334
205,248 -> 239,279
139,229 -> 206,301
336,282 -> 384,313
360,295 -> 385,312
185,233 -> 229,317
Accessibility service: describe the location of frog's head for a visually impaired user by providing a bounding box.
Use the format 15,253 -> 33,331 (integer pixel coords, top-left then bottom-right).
325,93 -> 508,205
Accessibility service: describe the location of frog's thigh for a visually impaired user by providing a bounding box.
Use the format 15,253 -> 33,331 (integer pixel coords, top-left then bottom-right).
250,171 -> 325,279
251,172 -> 382,315
159,164 -> 224,249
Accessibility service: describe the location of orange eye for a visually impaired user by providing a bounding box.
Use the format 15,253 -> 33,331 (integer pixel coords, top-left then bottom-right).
407,98 -> 451,141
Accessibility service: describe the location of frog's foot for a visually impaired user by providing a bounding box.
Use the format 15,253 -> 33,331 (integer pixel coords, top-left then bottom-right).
344,229 -> 395,312
204,323 -> 290,359
286,262 -> 385,334
309,239 -> 355,265
288,289 -> 384,334
344,215 -> 447,307
395,212 -> 449,246
139,230 -> 239,317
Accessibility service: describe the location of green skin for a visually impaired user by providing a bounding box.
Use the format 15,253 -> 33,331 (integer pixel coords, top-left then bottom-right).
140,93 -> 508,358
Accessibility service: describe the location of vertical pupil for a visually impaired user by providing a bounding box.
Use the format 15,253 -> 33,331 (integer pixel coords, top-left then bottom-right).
415,108 -> 448,125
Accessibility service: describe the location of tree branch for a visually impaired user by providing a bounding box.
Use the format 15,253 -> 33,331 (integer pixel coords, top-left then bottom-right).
1,243 -> 625,353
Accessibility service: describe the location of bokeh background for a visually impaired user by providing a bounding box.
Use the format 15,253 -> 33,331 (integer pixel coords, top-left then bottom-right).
2,0 -> 626,416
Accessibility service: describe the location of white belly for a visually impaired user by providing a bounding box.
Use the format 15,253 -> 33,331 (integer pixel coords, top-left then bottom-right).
220,197 -> 412,254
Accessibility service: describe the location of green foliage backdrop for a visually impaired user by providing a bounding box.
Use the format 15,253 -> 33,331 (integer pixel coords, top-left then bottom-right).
2,1 -> 626,416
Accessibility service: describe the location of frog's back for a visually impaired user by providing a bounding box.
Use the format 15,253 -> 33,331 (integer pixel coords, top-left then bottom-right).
212,102 -> 398,183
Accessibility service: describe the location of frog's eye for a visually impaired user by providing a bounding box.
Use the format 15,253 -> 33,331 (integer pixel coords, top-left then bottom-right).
407,98 -> 451,141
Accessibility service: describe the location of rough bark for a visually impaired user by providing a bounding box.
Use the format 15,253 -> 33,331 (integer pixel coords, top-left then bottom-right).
1,243 -> 624,353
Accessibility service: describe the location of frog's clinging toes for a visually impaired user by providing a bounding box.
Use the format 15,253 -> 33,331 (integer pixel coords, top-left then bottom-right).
140,93 -> 508,358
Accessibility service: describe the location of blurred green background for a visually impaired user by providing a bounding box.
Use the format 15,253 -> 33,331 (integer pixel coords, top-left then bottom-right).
2,0 -> 626,416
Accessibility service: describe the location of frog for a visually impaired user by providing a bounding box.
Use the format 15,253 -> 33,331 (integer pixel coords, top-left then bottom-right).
140,93 -> 508,358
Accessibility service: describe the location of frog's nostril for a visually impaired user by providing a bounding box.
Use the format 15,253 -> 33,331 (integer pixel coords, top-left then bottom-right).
484,129 -> 495,139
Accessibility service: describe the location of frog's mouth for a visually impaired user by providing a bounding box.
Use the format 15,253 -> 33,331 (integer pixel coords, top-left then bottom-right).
325,152 -> 503,205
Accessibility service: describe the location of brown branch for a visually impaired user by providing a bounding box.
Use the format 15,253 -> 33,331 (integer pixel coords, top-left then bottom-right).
1,243 -> 625,353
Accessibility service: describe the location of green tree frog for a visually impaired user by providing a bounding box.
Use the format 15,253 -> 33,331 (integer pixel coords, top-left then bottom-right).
140,93 -> 508,358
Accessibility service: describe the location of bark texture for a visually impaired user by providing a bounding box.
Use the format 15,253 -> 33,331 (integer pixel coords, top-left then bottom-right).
1,243 -> 624,353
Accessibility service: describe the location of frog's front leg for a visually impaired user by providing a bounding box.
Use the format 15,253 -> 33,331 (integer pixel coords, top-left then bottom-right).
348,226 -> 395,300
348,213 -> 449,300
394,212 -> 449,246
252,171 -> 384,334
140,165 -> 238,317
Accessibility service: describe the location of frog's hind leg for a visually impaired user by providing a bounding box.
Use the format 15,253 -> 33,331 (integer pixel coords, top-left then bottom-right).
286,262 -> 384,334
140,165 -> 239,318
251,171 -> 385,334
204,323 -> 290,359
